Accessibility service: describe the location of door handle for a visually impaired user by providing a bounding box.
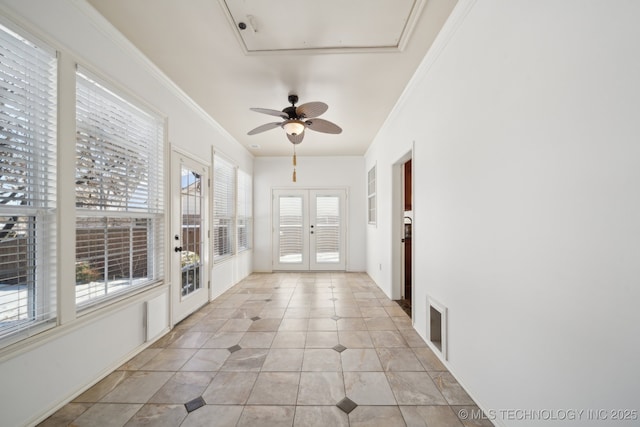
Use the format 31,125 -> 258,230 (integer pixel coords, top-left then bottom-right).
174,246 -> 183,252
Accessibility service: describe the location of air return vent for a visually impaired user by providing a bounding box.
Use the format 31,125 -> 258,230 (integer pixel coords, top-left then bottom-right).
427,297 -> 448,360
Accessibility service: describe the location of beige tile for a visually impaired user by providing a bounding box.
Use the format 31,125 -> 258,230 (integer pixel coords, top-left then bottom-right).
307,318 -> 338,331
168,331 -> 213,348
309,307 -> 335,318
431,372 -> 476,405
180,405 -> 243,427
237,406 -> 295,427
71,403 -> 143,427
247,372 -> 300,404
451,405 -> 495,427
202,372 -> 257,404
74,371 -> 132,403
218,318 -> 253,332
297,372 -> 345,405
38,403 -> 92,427
335,306 -> 363,318
399,328 -> 428,347
119,349 -> 163,370
413,347 -> 447,371
341,349 -> 383,371
338,330 -> 374,348
349,406 -> 406,427
271,331 -> 306,348
360,307 -> 388,318
201,332 -> 244,348
238,331 -> 276,348
124,403 -> 187,427
279,318 -> 309,331
294,406 -> 349,427
302,349 -> 342,371
283,308 -> 310,318
220,348 -> 268,372
305,331 -> 339,348
262,348 -> 304,371
188,318 -> 227,332
149,371 -> 215,403
364,317 -> 398,331
248,318 -> 281,332
376,347 -> 425,371
337,318 -> 367,331
386,371 -> 447,405
343,372 -> 396,405
100,371 -> 174,403
369,331 -> 407,347
180,349 -> 230,371
400,405 -> 465,427
141,349 -> 197,371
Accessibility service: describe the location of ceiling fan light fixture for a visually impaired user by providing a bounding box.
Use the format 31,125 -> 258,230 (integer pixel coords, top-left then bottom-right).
283,120 -> 305,136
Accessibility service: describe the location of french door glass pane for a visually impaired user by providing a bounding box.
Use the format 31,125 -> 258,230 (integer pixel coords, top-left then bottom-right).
279,196 -> 303,263
181,167 -> 203,296
315,196 -> 340,263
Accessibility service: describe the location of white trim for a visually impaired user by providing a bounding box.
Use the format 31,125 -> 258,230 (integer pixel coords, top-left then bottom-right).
365,0 -> 478,158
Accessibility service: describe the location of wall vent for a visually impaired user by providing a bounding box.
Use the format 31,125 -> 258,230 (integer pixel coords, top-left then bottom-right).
427,297 -> 448,360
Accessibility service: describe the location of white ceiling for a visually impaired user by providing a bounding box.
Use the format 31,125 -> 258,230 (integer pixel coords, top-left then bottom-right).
87,0 -> 457,156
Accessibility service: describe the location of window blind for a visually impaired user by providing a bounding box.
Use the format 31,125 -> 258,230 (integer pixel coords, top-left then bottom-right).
0,23 -> 57,341
75,68 -> 164,308
236,169 -> 252,251
213,155 -> 235,260
314,195 -> 340,263
367,165 -> 376,224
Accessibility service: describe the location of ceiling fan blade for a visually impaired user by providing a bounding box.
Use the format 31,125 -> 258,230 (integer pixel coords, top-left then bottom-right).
247,122 -> 282,135
287,132 -> 304,144
296,102 -> 328,118
250,107 -> 288,119
305,118 -> 342,134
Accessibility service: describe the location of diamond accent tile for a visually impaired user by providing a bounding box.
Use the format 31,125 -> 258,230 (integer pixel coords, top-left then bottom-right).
336,397 -> 358,414
331,315 -> 341,321
264,299 -> 272,302
250,316 -> 261,321
227,344 -> 242,353
333,344 -> 347,353
184,396 -> 206,413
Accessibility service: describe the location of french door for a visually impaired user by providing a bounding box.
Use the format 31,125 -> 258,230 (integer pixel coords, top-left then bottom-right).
272,189 -> 346,271
171,151 -> 209,323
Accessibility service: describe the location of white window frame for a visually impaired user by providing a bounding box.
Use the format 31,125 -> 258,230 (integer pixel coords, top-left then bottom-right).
0,22 -> 57,343
367,164 -> 377,225
74,67 -> 164,309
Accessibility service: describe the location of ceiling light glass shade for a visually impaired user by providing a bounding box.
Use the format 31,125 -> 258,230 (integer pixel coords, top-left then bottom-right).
283,120 -> 305,136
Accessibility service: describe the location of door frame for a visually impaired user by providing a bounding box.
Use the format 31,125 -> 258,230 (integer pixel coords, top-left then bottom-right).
272,187 -> 348,271
170,147 -> 210,324
392,148 -> 414,317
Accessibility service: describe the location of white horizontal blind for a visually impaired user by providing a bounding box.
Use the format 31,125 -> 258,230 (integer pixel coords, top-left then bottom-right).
314,195 -> 340,263
0,23 -> 57,341
236,169 -> 252,251
278,196 -> 303,264
213,155 -> 235,260
75,68 -> 164,308
367,165 -> 376,224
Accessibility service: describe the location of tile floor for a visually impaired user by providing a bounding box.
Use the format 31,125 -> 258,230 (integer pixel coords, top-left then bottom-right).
39,272 -> 493,427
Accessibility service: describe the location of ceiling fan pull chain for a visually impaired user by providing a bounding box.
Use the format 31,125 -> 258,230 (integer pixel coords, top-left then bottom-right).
292,145 -> 297,182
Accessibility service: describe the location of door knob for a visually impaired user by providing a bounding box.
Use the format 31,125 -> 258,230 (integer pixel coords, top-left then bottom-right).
174,246 -> 183,252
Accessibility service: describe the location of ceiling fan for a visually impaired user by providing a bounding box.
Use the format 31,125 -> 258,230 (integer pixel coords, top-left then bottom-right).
247,94 -> 342,144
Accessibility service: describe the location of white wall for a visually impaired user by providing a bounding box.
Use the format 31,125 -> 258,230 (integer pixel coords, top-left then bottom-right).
366,0 -> 640,426
0,1 -> 253,425
253,156 -> 366,272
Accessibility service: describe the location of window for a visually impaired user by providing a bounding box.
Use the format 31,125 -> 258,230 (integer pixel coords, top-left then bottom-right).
0,24 -> 57,341
236,169 -> 252,252
367,165 -> 377,224
213,154 -> 235,260
75,68 -> 164,308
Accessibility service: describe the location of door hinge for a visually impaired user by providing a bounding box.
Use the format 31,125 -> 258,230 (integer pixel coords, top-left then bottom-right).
208,178 -> 211,187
